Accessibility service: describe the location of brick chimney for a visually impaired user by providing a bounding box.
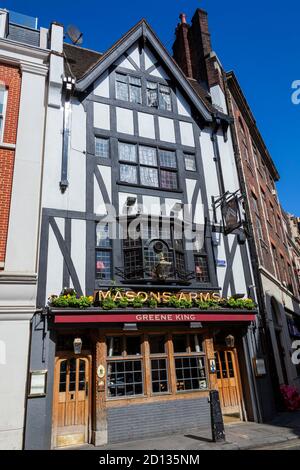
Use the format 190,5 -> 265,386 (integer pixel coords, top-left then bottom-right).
172,13 -> 193,78
172,8 -> 225,93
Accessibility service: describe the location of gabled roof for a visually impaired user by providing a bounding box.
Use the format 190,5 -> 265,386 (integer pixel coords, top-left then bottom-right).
65,19 -> 213,123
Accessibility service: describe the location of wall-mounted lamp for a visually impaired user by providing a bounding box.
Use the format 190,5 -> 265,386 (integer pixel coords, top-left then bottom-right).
225,334 -> 235,349
73,338 -> 83,355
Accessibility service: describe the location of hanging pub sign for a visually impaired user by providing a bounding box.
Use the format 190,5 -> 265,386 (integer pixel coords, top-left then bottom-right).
221,195 -> 242,235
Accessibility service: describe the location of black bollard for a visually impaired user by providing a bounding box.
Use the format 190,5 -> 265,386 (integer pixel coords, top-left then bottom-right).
210,389 -> 226,442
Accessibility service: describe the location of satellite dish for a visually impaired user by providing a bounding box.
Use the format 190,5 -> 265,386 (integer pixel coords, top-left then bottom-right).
66,24 -> 83,45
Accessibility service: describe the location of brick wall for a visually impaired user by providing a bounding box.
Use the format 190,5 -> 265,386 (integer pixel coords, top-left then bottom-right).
107,397 -> 211,443
0,64 -> 21,267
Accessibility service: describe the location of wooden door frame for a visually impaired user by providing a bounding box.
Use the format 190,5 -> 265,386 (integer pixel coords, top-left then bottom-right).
51,351 -> 92,449
215,347 -> 245,420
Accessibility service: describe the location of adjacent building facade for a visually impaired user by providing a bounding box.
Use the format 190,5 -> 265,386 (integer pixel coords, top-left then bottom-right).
171,7 -> 300,409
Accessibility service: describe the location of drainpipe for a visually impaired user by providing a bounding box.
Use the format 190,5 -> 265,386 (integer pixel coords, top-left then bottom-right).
60,76 -> 75,192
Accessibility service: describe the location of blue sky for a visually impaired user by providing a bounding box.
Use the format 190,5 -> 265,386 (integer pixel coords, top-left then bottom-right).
2,0 -> 299,214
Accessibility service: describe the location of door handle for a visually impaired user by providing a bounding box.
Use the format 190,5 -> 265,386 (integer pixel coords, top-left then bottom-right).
85,382 -> 89,397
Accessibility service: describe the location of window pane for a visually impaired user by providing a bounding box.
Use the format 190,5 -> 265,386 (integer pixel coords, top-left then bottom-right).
129,77 -> 142,104
116,74 -> 128,101
95,137 -> 109,158
159,85 -> 172,111
126,336 -> 141,356
0,89 -> 5,114
96,223 -> 110,247
139,146 -> 157,166
194,255 -> 210,283
149,335 -> 166,354
160,170 -> 178,190
140,167 -> 159,187
119,142 -> 137,162
69,358 -> 76,392
190,334 -> 203,353
120,164 -> 137,184
159,150 -> 177,168
96,251 -> 111,279
173,335 -> 187,353
59,360 -> 67,392
107,360 -> 143,398
175,356 -> 207,391
147,81 -> 158,107
151,358 -> 169,393
107,337 -> 123,357
184,154 -> 196,171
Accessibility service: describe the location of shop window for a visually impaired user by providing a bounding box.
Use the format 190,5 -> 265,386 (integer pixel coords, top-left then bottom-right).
107,335 -> 143,398
175,357 -> 207,391
149,335 -> 169,394
106,333 -> 207,400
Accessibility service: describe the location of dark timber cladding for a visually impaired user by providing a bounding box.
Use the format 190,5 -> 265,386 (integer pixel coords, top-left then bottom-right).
25,14 -> 258,450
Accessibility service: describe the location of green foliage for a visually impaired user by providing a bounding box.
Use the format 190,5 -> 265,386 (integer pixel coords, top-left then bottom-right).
50,294 -> 93,309
117,298 -> 129,309
148,298 -> 158,309
132,296 -> 144,308
101,298 -> 117,310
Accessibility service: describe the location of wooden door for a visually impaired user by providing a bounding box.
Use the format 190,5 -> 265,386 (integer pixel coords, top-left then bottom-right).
215,349 -> 242,418
52,355 -> 91,448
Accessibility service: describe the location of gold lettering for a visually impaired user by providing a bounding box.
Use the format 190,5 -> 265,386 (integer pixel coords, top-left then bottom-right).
212,293 -> 221,301
125,291 -> 136,302
162,292 -> 172,303
98,291 -> 111,301
179,293 -> 188,301
199,293 -> 211,302
137,292 -> 148,303
151,292 -> 162,302
189,292 -> 198,302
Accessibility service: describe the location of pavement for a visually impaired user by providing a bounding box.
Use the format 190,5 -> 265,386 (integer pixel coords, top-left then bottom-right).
76,411 -> 300,451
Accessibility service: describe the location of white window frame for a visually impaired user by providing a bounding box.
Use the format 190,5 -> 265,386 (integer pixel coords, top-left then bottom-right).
0,86 -> 8,143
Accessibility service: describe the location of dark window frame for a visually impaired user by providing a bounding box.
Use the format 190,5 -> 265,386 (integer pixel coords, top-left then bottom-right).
118,142 -> 179,191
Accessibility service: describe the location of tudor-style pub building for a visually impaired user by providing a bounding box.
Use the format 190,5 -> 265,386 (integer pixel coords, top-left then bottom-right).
24,15 -> 262,449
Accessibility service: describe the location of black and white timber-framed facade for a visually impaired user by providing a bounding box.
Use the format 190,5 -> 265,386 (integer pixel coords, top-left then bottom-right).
24,19 -> 266,450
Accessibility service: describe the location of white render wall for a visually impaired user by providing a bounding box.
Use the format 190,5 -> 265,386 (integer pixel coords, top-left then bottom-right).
0,320 -> 30,450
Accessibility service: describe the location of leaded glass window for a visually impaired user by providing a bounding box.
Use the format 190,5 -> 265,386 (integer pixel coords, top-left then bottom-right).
95,137 -> 109,158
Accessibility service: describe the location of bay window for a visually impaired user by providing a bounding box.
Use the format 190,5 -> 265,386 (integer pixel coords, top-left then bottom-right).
118,142 -> 178,190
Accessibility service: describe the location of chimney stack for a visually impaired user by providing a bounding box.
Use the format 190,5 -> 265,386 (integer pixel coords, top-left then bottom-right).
172,8 -> 225,94
172,13 -> 193,78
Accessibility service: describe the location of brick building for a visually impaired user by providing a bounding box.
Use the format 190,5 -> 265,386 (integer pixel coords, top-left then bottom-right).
0,64 -> 21,267
172,8 -> 300,415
